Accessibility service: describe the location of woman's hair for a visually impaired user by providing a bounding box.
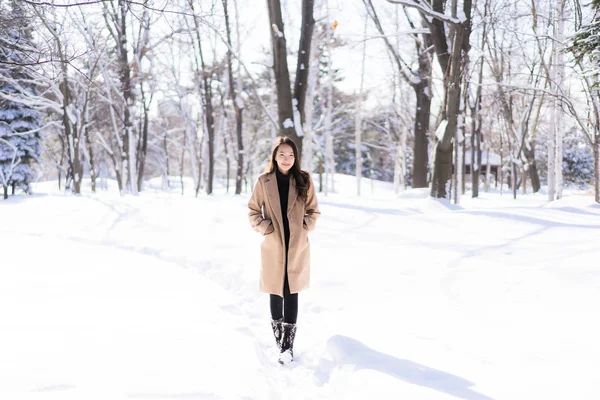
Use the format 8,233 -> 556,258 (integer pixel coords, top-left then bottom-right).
266,136 -> 310,201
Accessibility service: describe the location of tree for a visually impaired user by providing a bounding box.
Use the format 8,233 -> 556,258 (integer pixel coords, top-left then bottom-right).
266,0 -> 315,157
0,0 -> 43,198
364,0 -> 433,189
102,0 -> 148,195
189,0 -> 217,195
388,0 -> 473,200
571,1 -> 600,203
222,0 -> 244,195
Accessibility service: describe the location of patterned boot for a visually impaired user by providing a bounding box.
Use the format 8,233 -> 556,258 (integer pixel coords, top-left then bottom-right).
271,318 -> 283,349
278,322 -> 297,365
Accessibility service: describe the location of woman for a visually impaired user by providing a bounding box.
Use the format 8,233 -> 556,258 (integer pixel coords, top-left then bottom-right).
248,136 -> 320,365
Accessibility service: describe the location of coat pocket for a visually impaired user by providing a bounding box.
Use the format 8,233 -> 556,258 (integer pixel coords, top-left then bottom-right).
264,220 -> 274,236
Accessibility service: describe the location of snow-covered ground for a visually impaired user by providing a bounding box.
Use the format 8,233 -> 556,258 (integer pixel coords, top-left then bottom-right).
1,174 -> 599,400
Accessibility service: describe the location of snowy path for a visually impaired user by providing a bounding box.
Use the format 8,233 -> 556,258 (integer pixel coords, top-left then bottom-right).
2,181 -> 600,399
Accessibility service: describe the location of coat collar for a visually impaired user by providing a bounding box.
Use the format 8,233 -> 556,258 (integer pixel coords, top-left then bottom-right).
265,171 -> 298,218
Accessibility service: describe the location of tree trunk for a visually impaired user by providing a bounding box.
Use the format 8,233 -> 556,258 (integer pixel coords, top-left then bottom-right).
427,0 -> 450,75
137,92 -> 150,192
162,129 -> 170,189
471,0 -> 488,198
456,69 -> 469,202
58,134 -> 66,191
593,87 -> 600,203
324,12 -> 334,195
412,83 -> 431,188
267,0 -> 315,155
431,25 -> 464,199
555,0 -> 566,199
190,0 -> 215,195
401,0 -> 473,199
302,28 -> 318,172
223,0 -> 245,195
355,97 -> 363,195
181,126 -> 187,196
471,97 -> 482,197
85,128 -> 97,193
523,145 -> 540,192
292,0 -> 315,157
410,18 -> 432,188
195,133 -> 204,197
484,143 -> 491,192
56,35 -> 82,195
596,130 -> 600,203
356,12 -> 367,195
394,131 -> 407,193
548,92 -> 556,200
267,0 -> 295,138
116,0 -> 137,195
223,124 -> 230,193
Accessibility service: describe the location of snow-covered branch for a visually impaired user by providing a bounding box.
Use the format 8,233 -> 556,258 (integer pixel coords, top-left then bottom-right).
386,0 -> 462,25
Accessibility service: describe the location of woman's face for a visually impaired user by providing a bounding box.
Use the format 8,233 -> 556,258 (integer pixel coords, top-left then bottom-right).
275,144 -> 295,175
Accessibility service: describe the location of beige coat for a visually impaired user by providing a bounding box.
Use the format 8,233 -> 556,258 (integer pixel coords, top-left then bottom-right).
248,171 -> 320,296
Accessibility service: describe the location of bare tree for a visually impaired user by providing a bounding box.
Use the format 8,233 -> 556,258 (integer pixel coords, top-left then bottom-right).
266,0 -> 315,156
189,0 -> 216,194
355,12 -> 368,195
470,0 -> 489,198
388,0 -> 473,200
364,0 -> 433,189
222,0 -> 244,194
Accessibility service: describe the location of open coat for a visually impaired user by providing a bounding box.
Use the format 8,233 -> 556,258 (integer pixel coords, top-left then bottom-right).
248,171 -> 320,296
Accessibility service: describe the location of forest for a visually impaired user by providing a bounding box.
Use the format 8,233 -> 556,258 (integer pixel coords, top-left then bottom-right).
0,0 -> 598,203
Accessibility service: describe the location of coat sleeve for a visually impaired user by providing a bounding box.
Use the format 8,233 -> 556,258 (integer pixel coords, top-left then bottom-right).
303,174 -> 320,232
248,177 -> 273,235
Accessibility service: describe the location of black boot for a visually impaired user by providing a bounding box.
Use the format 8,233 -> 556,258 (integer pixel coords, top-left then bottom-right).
278,322 -> 297,364
271,318 -> 283,349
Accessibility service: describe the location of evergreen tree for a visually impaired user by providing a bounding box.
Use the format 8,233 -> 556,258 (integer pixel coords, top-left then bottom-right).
0,0 -> 42,198
571,1 -> 600,202
571,2 -> 600,81
562,129 -> 594,187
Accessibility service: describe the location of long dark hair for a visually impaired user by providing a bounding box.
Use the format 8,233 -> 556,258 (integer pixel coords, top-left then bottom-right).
266,136 -> 310,201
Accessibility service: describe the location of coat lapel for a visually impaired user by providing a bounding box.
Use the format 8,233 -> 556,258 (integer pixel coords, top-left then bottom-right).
288,175 -> 298,216
266,171 -> 298,220
265,172 -> 283,224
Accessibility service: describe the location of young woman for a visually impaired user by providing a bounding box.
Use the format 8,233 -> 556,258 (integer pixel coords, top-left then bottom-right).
248,136 -> 320,364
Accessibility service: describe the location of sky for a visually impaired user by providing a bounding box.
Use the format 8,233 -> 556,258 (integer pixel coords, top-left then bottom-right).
1,174 -> 600,399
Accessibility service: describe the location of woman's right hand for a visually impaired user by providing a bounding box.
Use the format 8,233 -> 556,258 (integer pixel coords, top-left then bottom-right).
264,221 -> 274,235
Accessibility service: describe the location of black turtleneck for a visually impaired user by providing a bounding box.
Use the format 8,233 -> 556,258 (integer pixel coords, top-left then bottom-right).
275,168 -> 291,249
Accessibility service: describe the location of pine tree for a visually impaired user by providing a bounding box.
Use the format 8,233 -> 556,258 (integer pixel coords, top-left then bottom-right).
571,1 -> 600,202
0,0 -> 42,198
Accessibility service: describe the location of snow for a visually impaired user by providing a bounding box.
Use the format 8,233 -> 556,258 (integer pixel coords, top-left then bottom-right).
1,174 -> 600,399
464,151 -> 502,167
435,120 -> 448,141
271,24 -> 283,38
282,118 -> 294,128
235,96 -> 245,110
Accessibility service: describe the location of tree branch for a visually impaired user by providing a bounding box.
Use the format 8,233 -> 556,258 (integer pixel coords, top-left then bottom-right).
386,0 -> 461,24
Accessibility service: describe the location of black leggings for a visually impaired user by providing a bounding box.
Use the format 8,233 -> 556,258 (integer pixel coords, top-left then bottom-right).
270,267 -> 298,323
